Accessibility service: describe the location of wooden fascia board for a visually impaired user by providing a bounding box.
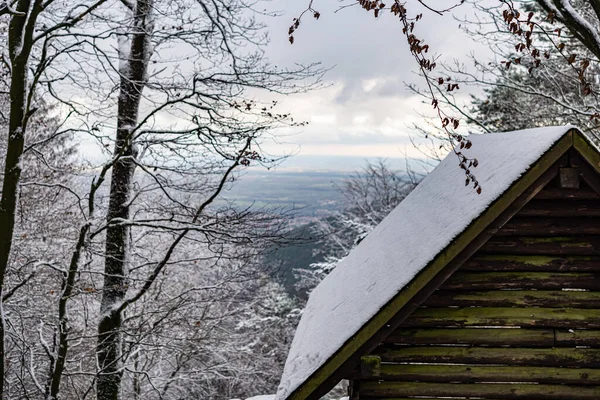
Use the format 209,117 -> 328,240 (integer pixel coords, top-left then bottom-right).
573,130 -> 600,174
286,129 -> 576,400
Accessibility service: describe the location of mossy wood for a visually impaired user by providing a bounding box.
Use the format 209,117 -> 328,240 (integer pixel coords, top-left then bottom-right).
441,271 -> 600,290
480,235 -> 600,255
359,381 -> 600,399
358,356 -> 380,378
374,346 -> 600,366
462,254 -> 600,272
403,307 -> 600,328
424,289 -> 600,308
383,327 -> 555,346
358,364 -> 600,385
288,129 -> 600,399
384,327 -> 600,347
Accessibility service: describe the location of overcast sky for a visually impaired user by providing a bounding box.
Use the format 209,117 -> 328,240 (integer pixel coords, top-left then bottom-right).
71,0 -> 495,172
256,0 -> 493,166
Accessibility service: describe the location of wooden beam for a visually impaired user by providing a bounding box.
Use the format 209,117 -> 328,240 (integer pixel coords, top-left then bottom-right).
375,346 -> 600,367
403,307 -> 600,328
441,271 -> 600,290
383,327 -> 555,347
480,236 -> 600,255
424,290 -> 600,309
534,186 -> 599,200
517,199 -> 600,217
360,381 -> 600,399
384,327 -> 600,348
463,254 -> 600,272
574,132 -> 600,175
359,356 -> 380,378
556,329 -> 600,347
364,364 -> 600,385
494,217 -> 600,236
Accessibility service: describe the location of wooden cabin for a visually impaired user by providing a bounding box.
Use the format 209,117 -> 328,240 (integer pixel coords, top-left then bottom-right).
276,126 -> 600,400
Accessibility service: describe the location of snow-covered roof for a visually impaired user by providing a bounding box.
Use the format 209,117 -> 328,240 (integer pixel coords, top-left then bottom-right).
277,126 -> 577,399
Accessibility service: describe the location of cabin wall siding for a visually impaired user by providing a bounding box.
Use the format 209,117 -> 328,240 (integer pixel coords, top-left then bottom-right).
351,178 -> 600,399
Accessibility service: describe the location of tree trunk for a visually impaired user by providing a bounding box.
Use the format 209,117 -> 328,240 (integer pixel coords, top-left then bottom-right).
97,122 -> 135,399
96,2 -> 153,399
0,2 -> 39,397
46,225 -> 89,399
0,66 -> 26,400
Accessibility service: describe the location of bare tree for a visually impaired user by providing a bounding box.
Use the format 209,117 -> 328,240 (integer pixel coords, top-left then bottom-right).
0,92 -> 83,399
296,160 -> 420,294
114,247 -> 300,399
0,2 -> 112,396
398,0 -> 600,152
2,0 -> 320,398
0,1 -> 321,399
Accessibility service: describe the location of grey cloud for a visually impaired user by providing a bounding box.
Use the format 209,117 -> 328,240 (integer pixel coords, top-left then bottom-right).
254,1 -> 485,158
333,75 -> 413,104
299,129 -> 414,145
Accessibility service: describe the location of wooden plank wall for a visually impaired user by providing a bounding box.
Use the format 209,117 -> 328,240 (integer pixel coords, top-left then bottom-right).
353,177 -> 600,399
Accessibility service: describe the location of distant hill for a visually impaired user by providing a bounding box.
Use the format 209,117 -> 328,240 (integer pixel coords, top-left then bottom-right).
219,155 -> 420,217
219,159 -> 421,297
218,170 -> 345,296
262,221 -> 324,299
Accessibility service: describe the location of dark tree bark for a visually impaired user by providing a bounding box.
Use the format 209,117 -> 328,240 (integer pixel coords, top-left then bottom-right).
96,1 -> 154,399
0,1 -> 42,397
535,0 -> 600,60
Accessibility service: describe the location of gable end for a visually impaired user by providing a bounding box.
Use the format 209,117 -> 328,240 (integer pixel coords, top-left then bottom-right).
287,129 -> 588,400
351,143 -> 600,399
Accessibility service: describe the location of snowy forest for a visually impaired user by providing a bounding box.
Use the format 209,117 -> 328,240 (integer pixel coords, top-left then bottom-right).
2,0 -> 600,399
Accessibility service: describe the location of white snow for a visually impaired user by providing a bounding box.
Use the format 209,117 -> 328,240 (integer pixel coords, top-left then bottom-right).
276,126 -> 575,399
553,0 -> 600,55
117,30 -> 131,76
